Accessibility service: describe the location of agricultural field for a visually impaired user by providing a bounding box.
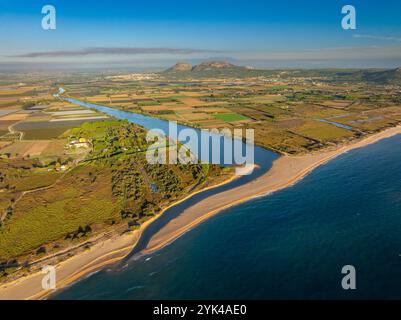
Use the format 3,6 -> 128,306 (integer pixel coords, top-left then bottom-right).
0,84 -> 233,272
213,112 -> 249,122
1,67 -> 401,277
58,69 -> 401,154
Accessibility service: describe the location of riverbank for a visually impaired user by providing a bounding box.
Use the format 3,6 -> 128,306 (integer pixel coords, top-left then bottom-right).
0,171 -> 240,300
139,125 -> 401,254
1,125 -> 401,299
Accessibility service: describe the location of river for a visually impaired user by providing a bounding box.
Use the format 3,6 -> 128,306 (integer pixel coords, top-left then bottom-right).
53,98 -> 401,299
61,97 -> 278,258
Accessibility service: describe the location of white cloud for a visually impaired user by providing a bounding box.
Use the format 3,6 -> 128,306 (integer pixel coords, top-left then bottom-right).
353,34 -> 401,42
231,46 -> 401,61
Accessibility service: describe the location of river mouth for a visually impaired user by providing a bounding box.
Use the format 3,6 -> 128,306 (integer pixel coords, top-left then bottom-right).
51,99 -> 401,300
63,97 -> 279,259
52,131 -> 401,300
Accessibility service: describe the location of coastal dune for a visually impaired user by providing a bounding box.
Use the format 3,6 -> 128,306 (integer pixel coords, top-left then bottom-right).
1,125 -> 401,299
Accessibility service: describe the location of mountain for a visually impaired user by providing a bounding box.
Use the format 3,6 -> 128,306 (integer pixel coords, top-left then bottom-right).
191,60 -> 240,72
361,68 -> 401,84
162,61 -> 401,84
162,60 -> 250,77
165,62 -> 193,72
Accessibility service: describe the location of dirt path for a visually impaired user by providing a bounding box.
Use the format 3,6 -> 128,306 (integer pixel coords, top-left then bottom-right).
7,121 -> 24,141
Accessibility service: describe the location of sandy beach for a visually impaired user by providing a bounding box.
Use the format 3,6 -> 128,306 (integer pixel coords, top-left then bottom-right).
1,125 -> 401,300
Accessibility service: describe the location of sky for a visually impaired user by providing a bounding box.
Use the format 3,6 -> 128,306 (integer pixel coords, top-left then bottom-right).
1,0 -> 401,70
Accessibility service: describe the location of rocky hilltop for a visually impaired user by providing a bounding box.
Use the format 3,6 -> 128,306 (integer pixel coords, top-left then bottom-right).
166,62 -> 193,72
164,60 -> 245,74
192,60 -> 237,72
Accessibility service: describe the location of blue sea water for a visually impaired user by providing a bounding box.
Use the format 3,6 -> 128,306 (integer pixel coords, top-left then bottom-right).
53,134 -> 401,300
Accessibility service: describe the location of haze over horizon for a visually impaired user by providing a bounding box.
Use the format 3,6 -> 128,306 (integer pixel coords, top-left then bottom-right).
2,0 -> 401,70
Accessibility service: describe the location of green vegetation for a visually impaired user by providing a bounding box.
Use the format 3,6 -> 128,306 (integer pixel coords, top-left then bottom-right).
2,65 -> 401,271
0,165 -> 117,259
294,120 -> 354,142
0,119 -> 232,263
137,100 -> 160,107
56,65 -> 401,154
213,112 -> 249,122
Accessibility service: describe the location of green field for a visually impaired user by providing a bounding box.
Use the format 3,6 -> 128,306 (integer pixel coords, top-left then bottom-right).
213,112 -> 248,122
0,120 -> 233,262
58,67 -> 401,155
137,101 -> 160,107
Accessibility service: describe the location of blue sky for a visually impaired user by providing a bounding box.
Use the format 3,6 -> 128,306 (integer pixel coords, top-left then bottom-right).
1,0 -> 401,69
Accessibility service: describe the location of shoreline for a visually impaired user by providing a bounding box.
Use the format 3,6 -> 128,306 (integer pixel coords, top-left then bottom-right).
1,125 -> 401,299
138,125 -> 401,255
0,170 -> 240,300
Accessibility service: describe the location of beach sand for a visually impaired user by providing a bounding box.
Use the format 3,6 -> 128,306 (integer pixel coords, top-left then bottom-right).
1,125 -> 401,299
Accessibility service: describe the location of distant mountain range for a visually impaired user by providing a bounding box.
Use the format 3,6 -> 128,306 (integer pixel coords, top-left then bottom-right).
163,60 -> 401,84
165,60 -> 248,73
361,67 -> 401,84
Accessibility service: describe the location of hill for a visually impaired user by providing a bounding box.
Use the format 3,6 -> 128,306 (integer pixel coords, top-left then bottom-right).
165,62 -> 193,72
361,68 -> 401,84
162,60 -> 251,78
162,61 -> 401,84
191,61 -> 240,72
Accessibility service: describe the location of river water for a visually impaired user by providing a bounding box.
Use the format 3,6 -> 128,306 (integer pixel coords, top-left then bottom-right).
53,99 -> 401,299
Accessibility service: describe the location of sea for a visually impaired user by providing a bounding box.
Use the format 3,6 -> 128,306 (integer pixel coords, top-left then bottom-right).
53,132 -> 401,299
